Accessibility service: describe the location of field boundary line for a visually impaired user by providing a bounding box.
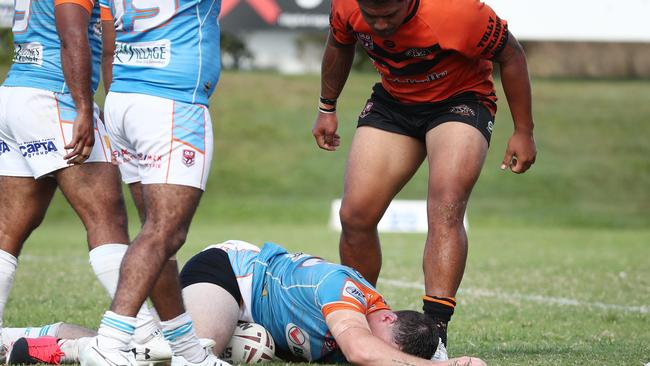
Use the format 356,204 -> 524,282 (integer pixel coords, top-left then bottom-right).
382,278 -> 649,314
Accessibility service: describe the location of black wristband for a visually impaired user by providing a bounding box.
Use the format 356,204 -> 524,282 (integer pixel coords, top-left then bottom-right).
319,96 -> 337,106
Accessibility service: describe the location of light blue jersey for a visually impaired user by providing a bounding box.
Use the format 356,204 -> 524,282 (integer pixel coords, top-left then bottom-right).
226,243 -> 390,362
3,0 -> 102,93
99,0 -> 221,106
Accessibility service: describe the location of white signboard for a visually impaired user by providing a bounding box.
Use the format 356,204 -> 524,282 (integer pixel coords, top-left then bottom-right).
484,0 -> 650,42
0,0 -> 12,28
329,199 -> 468,234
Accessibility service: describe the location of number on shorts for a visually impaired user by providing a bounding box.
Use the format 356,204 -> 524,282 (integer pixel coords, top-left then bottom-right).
12,0 -> 32,34
113,0 -> 177,32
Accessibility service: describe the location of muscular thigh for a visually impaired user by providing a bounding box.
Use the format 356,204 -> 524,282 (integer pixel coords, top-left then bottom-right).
343,126 -> 425,217
425,122 -> 488,205
104,92 -> 213,190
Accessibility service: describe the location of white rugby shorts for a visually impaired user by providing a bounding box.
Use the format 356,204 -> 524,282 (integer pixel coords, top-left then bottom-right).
0,86 -> 110,178
104,92 -> 213,190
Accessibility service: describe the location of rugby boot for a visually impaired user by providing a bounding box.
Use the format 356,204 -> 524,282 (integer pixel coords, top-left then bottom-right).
7,336 -> 64,365
80,337 -> 137,366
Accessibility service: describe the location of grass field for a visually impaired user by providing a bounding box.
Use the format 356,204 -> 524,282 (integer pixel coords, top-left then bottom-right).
2,69 -> 649,365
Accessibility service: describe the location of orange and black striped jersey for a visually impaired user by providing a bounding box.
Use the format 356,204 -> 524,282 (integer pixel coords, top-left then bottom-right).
330,0 -> 508,111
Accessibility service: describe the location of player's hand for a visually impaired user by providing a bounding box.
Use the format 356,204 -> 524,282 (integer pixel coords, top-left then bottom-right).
439,356 -> 487,366
312,111 -> 341,151
64,108 -> 95,165
500,129 -> 536,173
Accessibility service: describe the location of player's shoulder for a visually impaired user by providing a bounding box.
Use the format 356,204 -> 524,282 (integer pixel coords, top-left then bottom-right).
331,0 -> 360,18
418,0 -> 495,27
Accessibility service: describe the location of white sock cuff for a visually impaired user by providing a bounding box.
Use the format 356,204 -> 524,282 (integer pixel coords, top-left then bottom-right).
0,250 -> 17,270
88,244 -> 128,273
101,311 -> 137,335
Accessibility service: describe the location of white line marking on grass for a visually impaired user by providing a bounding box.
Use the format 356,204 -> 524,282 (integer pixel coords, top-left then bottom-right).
382,278 -> 649,314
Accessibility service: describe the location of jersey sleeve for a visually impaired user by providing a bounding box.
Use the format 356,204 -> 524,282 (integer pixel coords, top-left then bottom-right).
317,271 -> 390,319
100,4 -> 113,21
329,0 -> 356,45
54,0 -> 94,13
436,0 -> 508,60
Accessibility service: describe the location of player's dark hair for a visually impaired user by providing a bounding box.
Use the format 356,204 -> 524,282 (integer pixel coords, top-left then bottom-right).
392,310 -> 439,359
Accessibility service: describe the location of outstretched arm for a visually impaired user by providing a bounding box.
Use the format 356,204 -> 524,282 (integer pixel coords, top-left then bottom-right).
311,32 -> 356,151
495,31 -> 537,173
55,1 -> 94,165
326,310 -> 485,366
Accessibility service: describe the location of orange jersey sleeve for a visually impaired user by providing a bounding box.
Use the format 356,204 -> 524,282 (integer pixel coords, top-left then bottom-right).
320,278 -> 390,319
100,5 -> 113,21
54,0 -> 94,13
329,0 -> 357,45
433,0 -> 508,60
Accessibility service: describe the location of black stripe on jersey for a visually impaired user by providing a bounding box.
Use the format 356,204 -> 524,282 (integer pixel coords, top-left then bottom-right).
402,0 -> 420,25
367,49 -> 454,76
361,41 -> 443,63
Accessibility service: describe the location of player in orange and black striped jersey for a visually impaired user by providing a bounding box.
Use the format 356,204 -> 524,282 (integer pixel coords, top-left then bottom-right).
312,0 -> 537,360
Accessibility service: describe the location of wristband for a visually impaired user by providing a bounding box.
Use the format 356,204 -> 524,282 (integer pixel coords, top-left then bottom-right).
319,96 -> 337,107
318,106 -> 336,114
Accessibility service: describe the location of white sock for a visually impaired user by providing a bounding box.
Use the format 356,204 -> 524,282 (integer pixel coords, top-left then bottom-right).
161,313 -> 206,363
97,311 -> 135,351
2,322 -> 62,346
59,337 -> 93,363
0,250 -> 18,346
89,244 -> 158,342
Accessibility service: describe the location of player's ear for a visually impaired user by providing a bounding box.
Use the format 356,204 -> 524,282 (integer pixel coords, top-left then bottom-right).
383,311 -> 398,324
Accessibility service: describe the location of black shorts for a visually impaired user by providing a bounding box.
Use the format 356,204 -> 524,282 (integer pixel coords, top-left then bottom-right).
179,248 -> 243,305
357,83 -> 496,144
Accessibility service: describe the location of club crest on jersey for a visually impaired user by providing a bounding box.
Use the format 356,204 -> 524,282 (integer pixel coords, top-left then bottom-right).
0,140 -> 9,155
286,324 -> 312,360
450,104 -> 476,117
19,139 -> 57,158
182,149 -> 196,167
342,280 -> 366,306
356,33 -> 374,50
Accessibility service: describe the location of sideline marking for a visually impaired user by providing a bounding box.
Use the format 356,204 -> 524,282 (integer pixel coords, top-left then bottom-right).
382,278 -> 649,314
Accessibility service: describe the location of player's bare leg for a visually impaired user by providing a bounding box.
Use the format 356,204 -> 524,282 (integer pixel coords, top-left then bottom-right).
55,163 -> 129,250
0,177 -> 57,256
182,283 -> 239,353
95,184 -> 208,363
423,121 -> 488,353
128,182 -> 146,225
0,176 -> 57,361
339,126 -> 425,285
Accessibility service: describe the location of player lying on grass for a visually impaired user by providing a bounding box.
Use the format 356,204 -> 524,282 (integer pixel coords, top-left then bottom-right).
6,240 -> 486,366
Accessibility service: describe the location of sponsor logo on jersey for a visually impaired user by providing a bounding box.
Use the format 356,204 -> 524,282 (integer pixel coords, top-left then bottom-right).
285,323 -> 311,360
13,42 -> 43,65
342,280 -> 366,306
182,149 -> 196,167
405,48 -> 433,58
19,139 -> 57,158
114,40 -> 171,68
299,257 -> 325,267
359,101 -> 374,119
384,70 -> 448,84
0,140 -> 10,155
356,33 -> 373,50
450,104 -> 476,117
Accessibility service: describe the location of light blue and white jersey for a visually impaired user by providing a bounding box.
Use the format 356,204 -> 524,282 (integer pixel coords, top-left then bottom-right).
3,0 -> 102,93
99,0 -> 221,106
226,242 -> 390,363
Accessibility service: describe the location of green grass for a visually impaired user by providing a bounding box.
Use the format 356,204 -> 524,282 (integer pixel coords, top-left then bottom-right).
1,69 -> 649,365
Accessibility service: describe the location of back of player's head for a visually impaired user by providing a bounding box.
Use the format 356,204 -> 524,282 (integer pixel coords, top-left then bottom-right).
392,310 -> 438,359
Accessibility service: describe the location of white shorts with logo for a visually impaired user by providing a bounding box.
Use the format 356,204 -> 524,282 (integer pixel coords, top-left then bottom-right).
104,92 -> 213,190
0,86 -> 110,178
